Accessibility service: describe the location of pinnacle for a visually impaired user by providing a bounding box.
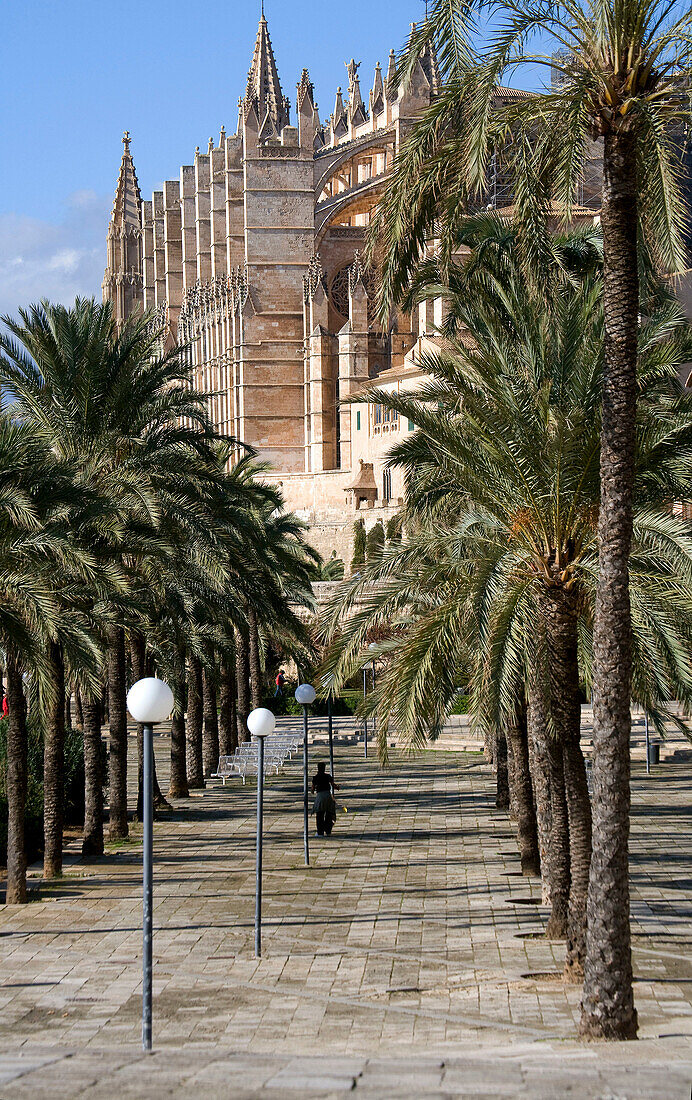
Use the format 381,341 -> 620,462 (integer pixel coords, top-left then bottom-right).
109,131 -> 141,230
245,9 -> 289,132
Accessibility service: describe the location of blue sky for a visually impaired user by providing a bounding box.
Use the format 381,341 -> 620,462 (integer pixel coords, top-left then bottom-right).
0,0 -> 543,317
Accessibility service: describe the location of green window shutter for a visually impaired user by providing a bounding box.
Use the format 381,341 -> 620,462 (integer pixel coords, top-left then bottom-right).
408,418 -> 415,432
356,410 -> 361,431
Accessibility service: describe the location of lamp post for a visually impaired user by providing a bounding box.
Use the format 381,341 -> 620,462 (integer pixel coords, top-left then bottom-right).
295,683 -> 316,866
327,695 -> 335,784
126,676 -> 174,1054
247,706 -> 276,958
368,642 -> 378,746
362,665 -> 369,759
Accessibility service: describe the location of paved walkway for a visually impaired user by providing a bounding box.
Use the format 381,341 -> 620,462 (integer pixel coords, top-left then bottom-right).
0,738 -> 691,1098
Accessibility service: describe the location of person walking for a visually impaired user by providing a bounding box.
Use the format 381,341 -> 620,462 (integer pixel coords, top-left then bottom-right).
312,761 -> 338,836
274,669 -> 286,698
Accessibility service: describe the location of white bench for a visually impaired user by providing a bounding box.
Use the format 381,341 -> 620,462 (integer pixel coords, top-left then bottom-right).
211,733 -> 303,785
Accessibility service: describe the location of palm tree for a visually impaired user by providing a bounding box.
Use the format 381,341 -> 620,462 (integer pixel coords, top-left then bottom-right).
0,419 -> 102,900
320,257 -> 692,982
0,298 -> 221,839
374,1 -> 692,1038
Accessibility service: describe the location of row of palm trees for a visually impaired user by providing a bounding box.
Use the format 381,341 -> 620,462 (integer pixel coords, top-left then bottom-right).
321,214 -> 692,1034
346,0 -> 692,1040
0,298 -> 317,904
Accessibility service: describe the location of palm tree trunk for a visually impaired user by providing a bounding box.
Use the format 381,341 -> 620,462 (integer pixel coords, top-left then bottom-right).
531,623 -> 570,939
202,664 -> 219,777
563,729 -> 592,981
249,609 -> 262,708
545,735 -> 571,941
543,583 -> 592,980
219,651 -> 238,756
82,691 -> 104,858
43,641 -> 65,879
483,725 -> 494,763
74,685 -> 83,730
64,688 -> 72,730
495,727 -> 510,810
186,651 -> 204,788
528,673 -> 553,905
131,632 -> 145,819
580,129 -> 639,1042
235,628 -> 251,742
506,705 -> 540,876
107,624 -> 128,839
169,647 -> 189,798
5,651 -> 28,903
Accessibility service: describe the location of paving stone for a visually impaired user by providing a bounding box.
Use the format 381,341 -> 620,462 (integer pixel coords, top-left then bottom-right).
0,736 -> 691,1095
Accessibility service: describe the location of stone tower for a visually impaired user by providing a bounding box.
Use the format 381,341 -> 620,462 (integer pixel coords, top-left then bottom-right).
102,131 -> 143,327
103,13 -> 441,471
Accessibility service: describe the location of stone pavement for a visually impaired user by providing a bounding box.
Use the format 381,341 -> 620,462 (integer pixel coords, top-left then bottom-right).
0,736 -> 691,1098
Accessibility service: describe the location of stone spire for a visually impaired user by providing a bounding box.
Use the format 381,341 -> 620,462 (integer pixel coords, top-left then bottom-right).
386,49 -> 398,101
419,36 -> 441,93
346,59 -> 367,127
102,131 -> 143,327
370,61 -> 385,117
245,9 -> 290,132
110,131 -> 142,236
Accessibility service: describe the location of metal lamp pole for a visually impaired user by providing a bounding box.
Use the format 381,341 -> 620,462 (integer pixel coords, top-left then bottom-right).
327,695 -> 335,784
247,706 -> 276,958
142,720 -> 154,1051
368,643 -> 378,746
126,677 -> 174,1055
295,684 -> 316,866
256,734 -> 265,954
362,666 -> 368,759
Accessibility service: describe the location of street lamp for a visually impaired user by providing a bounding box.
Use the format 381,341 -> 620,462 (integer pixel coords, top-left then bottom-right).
247,706 -> 276,958
126,676 -> 174,1054
362,664 -> 369,759
295,683 -> 316,866
368,642 -> 379,745
327,694 -> 335,785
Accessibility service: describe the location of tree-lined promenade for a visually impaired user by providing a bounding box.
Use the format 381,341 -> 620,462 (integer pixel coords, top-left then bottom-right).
0,738 -> 691,1097
2,0 -> 692,1072
0,298 -> 318,906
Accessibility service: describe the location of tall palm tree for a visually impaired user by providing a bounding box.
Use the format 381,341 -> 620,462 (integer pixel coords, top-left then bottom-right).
373,1 -> 692,1037
320,262 -> 692,982
0,298 -> 221,839
0,419 -> 102,900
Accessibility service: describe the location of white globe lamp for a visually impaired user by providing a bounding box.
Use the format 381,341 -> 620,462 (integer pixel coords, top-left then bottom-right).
295,683 -> 317,705
127,677 -> 174,725
248,707 -> 276,739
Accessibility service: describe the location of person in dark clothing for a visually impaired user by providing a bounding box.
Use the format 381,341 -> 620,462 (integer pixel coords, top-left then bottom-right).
311,761 -> 338,836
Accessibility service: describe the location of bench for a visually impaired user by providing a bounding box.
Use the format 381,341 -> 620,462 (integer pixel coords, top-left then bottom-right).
211,733 -> 304,785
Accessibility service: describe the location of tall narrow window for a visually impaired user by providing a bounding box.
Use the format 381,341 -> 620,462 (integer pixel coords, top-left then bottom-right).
383,468 -> 392,501
356,410 -> 361,431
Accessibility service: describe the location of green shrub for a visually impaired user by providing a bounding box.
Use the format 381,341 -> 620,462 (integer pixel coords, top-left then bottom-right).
366,520 -> 385,561
450,693 -> 470,715
260,689 -> 362,718
351,521 -> 366,569
386,514 -> 403,543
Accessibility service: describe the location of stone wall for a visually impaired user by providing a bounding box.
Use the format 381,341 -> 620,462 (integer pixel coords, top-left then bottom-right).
268,468 -> 401,565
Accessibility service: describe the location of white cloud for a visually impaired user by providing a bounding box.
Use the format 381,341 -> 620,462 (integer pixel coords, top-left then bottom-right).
0,191 -> 111,320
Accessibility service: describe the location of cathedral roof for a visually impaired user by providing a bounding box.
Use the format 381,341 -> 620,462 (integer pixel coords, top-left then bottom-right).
245,9 -> 290,132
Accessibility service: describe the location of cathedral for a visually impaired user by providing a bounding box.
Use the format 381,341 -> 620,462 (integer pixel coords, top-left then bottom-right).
102,12 -> 598,561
